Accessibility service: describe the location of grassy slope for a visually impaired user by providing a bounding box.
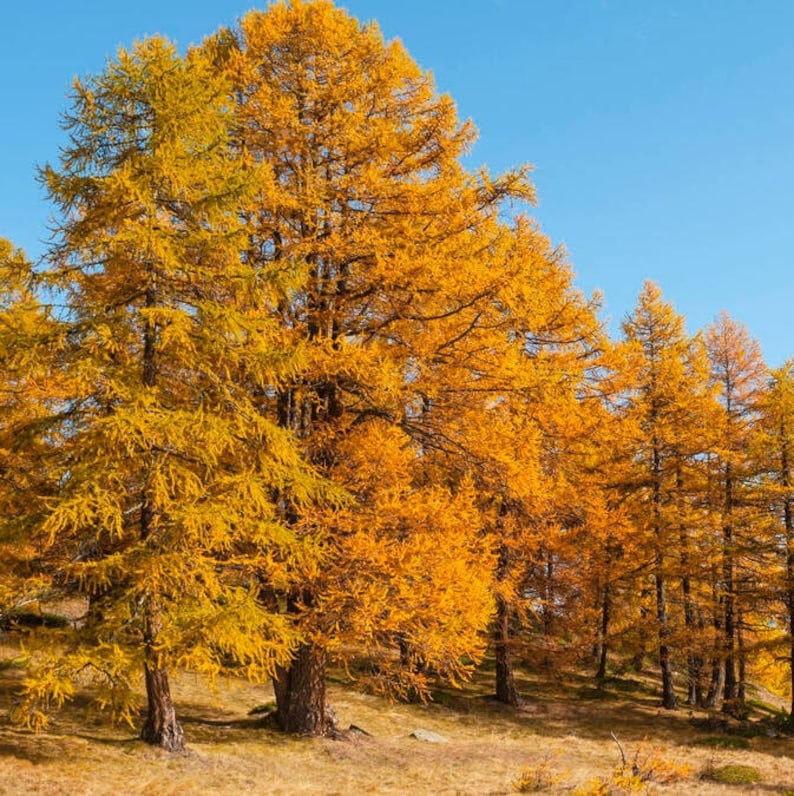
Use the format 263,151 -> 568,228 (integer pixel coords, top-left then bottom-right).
1,639 -> 793,795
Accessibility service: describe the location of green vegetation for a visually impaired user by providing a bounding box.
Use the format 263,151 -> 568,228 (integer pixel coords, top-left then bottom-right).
705,763 -> 763,785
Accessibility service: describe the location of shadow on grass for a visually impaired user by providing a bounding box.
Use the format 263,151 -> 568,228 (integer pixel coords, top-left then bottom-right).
416,662 -> 794,756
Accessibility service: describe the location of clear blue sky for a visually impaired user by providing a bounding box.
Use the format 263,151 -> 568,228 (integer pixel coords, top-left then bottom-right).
2,1 -> 793,365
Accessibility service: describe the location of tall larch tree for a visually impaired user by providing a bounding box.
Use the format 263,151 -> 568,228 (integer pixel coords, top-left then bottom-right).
19,38 -> 330,750
218,0 -> 540,733
616,281 -> 714,709
705,311 -> 766,715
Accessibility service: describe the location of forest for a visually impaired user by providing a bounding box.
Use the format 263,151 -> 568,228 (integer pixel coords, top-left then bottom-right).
1,0 -> 793,785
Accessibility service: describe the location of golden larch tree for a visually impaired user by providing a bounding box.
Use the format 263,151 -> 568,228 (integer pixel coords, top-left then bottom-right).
615,282 -> 715,709
704,311 -> 766,714
219,0 -> 536,733
20,38 -> 331,750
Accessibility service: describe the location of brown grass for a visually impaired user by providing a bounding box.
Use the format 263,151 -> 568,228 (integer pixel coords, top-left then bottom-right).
1,638 -> 792,795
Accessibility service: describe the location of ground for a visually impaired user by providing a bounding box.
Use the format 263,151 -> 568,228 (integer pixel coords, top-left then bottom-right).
0,637 -> 793,794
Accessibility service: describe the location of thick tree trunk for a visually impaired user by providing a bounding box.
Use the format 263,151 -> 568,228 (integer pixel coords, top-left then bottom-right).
722,543 -> 737,710
788,547 -> 794,718
140,659 -> 185,751
494,595 -> 521,706
788,580 -> 794,721
681,581 -> 705,706
273,642 -> 330,735
139,599 -> 184,752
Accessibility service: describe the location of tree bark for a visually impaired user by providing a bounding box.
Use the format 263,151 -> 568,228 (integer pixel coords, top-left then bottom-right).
273,642 -> 331,735
681,572 -> 703,706
632,585 -> 650,673
140,657 -> 185,751
494,594 -> 521,706
737,602 -> 746,709
596,583 -> 610,683
652,437 -> 677,709
781,428 -> 794,718
656,570 -> 678,709
722,462 -> 738,713
139,591 -> 184,751
677,460 -> 703,706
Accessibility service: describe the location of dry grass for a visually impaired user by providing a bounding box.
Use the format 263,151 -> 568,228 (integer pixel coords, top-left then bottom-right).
1,638 -> 793,795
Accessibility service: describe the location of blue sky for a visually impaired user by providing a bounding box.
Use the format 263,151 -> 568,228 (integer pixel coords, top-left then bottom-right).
2,1 -> 793,364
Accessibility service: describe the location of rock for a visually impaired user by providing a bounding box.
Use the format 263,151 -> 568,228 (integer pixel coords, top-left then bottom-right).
409,729 -> 448,743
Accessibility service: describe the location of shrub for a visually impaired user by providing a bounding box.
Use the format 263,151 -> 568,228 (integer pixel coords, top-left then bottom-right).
705,764 -> 762,785
512,754 -> 566,792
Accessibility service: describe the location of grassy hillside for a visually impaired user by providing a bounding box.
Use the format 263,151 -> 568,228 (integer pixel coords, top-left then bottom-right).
1,637 -> 792,794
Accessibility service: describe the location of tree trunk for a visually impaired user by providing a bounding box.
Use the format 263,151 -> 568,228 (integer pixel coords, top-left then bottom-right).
681,573 -> 703,706
677,460 -> 702,706
781,429 -> 794,718
140,659 -> 185,751
139,599 -> 184,751
737,601 -> 746,709
656,570 -> 678,709
652,439 -> 677,709
704,578 -> 725,708
596,583 -> 610,683
722,552 -> 737,710
722,461 -> 737,712
494,594 -> 521,706
273,642 -> 330,735
137,285 -> 183,752
633,583 -> 651,673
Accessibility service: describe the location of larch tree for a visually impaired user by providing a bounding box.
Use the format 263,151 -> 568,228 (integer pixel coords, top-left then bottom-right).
615,282 -> 714,709
18,38 -> 331,750
218,0 -> 539,733
756,361 -> 794,716
704,312 -> 766,714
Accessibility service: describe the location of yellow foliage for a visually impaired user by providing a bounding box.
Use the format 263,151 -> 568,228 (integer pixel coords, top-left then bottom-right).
512,753 -> 567,792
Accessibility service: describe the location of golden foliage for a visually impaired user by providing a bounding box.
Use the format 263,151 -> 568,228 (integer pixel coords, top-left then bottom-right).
4,0 -> 794,743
